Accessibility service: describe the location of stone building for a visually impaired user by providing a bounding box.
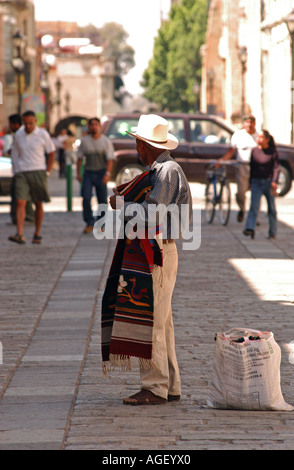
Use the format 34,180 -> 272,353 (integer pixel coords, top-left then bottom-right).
37,21 -> 121,134
202,0 -> 294,144
46,51 -> 120,135
0,8 -> 121,136
0,0 -> 37,131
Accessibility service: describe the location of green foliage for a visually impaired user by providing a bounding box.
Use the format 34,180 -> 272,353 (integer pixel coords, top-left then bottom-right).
99,23 -> 135,75
142,0 -> 208,112
79,22 -> 135,76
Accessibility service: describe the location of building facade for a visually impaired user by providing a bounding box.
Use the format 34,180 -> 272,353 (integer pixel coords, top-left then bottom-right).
0,8 -> 122,136
47,52 -> 120,134
0,0 -> 37,131
203,0 -> 294,144
37,21 -> 121,134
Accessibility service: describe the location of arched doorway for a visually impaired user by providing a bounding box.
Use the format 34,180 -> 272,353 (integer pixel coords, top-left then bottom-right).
54,115 -> 89,140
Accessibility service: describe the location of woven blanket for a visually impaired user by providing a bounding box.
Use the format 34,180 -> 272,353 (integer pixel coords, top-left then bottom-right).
101,171 -> 162,375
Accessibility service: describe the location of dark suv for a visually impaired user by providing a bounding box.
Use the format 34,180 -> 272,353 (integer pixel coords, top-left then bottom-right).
101,112 -> 294,196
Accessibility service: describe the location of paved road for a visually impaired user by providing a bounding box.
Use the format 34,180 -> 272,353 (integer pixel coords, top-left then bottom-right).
0,170 -> 294,450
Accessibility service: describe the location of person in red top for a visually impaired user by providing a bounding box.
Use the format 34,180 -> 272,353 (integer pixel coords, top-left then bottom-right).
243,130 -> 280,240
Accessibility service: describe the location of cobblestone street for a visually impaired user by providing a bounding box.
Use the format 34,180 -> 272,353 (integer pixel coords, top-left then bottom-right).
0,170 -> 294,450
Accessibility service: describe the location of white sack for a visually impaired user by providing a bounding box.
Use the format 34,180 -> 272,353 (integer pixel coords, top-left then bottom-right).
207,328 -> 293,411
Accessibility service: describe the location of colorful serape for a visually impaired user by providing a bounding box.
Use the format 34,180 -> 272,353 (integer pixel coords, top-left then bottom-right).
101,171 -> 162,374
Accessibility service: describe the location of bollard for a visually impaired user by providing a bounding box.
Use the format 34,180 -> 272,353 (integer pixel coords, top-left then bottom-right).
66,163 -> 73,212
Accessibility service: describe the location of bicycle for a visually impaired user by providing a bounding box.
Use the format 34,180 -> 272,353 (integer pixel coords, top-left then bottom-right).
204,161 -> 232,226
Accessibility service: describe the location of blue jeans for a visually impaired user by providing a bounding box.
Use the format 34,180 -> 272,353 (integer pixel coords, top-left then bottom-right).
245,178 -> 277,236
81,170 -> 107,227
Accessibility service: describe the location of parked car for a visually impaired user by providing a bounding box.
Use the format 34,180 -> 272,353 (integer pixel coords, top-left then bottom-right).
0,156 -> 12,196
101,113 -> 294,197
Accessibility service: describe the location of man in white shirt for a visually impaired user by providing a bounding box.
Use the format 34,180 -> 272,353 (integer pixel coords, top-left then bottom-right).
220,115 -> 258,222
5,114 -> 34,224
9,111 -> 56,245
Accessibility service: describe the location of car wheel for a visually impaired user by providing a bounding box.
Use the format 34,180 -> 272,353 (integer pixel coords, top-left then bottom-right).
115,164 -> 145,186
277,165 -> 292,197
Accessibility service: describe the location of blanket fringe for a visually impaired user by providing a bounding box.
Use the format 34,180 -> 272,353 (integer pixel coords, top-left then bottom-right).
102,355 -> 132,377
102,354 -> 156,377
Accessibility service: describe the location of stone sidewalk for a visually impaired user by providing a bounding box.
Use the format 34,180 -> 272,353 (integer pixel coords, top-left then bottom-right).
0,174 -> 294,450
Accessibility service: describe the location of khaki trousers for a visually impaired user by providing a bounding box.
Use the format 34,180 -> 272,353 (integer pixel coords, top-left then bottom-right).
236,163 -> 250,212
140,241 -> 181,399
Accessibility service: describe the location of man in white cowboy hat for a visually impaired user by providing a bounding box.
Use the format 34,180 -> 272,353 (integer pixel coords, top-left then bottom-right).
110,114 -> 192,405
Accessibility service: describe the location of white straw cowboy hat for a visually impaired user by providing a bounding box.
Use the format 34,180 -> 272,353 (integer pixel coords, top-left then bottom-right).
127,114 -> 179,150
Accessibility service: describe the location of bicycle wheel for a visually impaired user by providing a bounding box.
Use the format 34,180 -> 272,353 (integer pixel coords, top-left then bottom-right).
205,182 -> 215,223
218,180 -> 231,225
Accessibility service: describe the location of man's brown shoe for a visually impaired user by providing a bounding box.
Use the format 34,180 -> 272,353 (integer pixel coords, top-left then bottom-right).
83,225 -> 93,234
168,394 -> 181,402
123,390 -> 167,406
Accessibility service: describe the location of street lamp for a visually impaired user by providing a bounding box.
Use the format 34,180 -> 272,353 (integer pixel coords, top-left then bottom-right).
65,91 -> 71,115
207,68 -> 215,114
285,9 -> 294,143
11,29 -> 25,115
40,60 -> 50,130
55,78 -> 62,122
239,46 -> 248,120
193,82 -> 200,112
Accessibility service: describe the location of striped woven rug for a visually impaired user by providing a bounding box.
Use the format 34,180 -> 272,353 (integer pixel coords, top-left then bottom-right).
101,172 -> 162,374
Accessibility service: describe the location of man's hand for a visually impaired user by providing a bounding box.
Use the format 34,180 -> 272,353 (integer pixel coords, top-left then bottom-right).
270,181 -> 279,196
145,189 -> 151,200
77,173 -> 82,183
102,173 -> 110,185
109,188 -> 124,210
46,151 -> 56,174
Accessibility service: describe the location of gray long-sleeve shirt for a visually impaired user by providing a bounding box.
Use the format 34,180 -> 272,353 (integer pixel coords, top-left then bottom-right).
123,151 -> 192,239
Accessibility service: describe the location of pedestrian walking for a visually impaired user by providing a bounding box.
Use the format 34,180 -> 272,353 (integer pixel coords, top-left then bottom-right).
220,115 -> 258,222
64,129 -> 76,165
8,110 -> 56,245
77,117 -> 114,234
6,114 -> 34,225
56,128 -> 67,178
243,130 -> 280,240
2,126 -> 13,156
104,114 -> 192,405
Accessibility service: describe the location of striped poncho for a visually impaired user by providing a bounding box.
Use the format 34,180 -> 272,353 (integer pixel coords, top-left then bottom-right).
101,171 -> 162,375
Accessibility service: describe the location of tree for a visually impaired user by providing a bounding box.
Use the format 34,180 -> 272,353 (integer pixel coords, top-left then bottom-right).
79,22 -> 135,103
99,23 -> 135,77
141,0 -> 208,112
79,22 -> 135,76
78,23 -> 103,46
